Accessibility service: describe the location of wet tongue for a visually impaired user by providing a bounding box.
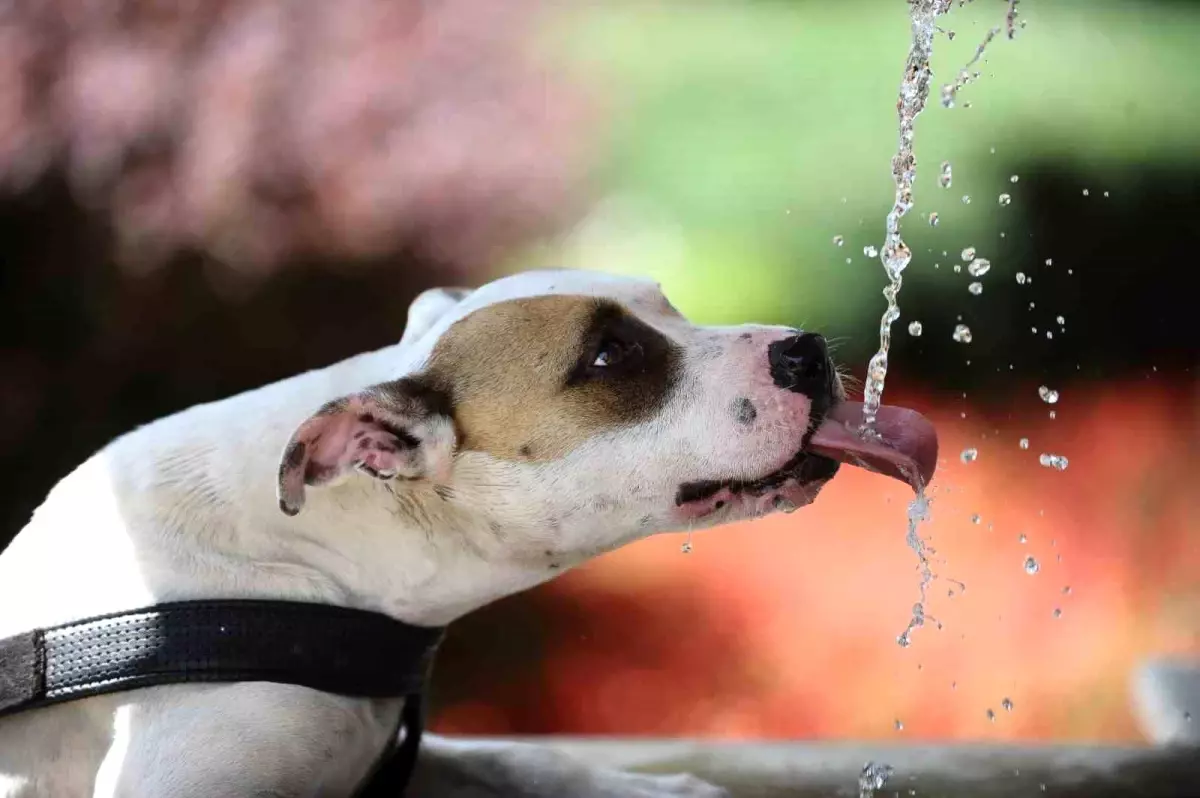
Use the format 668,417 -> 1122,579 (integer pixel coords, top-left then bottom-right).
808,402 -> 939,490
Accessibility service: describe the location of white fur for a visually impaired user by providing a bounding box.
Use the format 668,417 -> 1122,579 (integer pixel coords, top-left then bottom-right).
0,269 -> 835,798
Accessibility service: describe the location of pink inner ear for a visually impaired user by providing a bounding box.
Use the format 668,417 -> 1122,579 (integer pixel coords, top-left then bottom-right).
305,413 -> 407,484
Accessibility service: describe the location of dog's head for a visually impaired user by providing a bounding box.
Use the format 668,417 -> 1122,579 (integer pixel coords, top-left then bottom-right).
276,270 -> 937,560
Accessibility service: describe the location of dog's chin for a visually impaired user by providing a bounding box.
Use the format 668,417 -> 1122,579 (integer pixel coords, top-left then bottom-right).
672,451 -> 840,524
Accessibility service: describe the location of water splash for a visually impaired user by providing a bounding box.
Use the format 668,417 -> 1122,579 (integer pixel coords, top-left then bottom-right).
858,762 -> 895,798
940,0 -> 1021,108
896,490 -> 938,648
859,0 -> 951,433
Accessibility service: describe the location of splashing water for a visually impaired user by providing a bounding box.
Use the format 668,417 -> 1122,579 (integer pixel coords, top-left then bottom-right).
940,0 -> 1021,108
858,1 -> 1020,658
858,762 -> 895,798
896,491 -> 938,648
859,0 -> 950,433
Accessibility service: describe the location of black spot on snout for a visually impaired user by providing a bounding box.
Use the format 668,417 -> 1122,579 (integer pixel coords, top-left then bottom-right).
732,397 -> 757,426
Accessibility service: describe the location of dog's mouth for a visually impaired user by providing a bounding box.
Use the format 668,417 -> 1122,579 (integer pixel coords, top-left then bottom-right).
674,400 -> 938,518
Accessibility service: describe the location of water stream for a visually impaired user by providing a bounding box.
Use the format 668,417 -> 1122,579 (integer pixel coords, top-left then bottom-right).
859,0 -> 1021,656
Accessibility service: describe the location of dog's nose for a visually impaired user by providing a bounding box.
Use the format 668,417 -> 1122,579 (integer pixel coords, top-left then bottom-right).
768,332 -> 831,396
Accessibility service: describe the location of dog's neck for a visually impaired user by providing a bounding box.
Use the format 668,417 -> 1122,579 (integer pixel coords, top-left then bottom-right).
0,346 -> 568,633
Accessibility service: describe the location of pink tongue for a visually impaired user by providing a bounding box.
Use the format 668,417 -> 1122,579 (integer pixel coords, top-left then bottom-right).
808,402 -> 939,490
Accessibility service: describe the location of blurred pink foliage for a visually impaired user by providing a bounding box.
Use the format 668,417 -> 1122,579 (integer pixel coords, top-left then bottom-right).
0,0 -> 593,274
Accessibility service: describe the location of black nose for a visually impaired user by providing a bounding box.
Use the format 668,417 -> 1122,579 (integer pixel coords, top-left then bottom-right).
768,332 -> 831,397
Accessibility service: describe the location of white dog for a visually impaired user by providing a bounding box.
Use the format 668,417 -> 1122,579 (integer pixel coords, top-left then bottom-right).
0,269 -> 936,798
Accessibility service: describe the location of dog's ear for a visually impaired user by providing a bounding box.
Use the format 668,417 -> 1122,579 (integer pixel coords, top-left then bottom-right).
276,378 -> 456,516
400,287 -> 473,349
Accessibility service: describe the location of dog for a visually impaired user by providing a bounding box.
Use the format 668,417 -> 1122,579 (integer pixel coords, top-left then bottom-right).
0,268 -> 937,798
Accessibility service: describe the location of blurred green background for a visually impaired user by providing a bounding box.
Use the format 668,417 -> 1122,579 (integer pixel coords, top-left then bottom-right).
512,0 -> 1200,372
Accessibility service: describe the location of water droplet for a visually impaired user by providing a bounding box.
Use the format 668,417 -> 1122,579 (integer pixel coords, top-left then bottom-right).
953,263 -> 962,273
1057,315 -> 1066,325
1010,174 -> 1020,183
970,513 -> 982,524
1062,585 -> 1072,595
833,235 -> 845,247
952,324 -> 973,343
908,321 -> 924,337
894,719 -> 904,731
939,161 -> 953,188
986,708 -> 996,722
1049,410 -> 1057,419
864,245 -> 879,258
968,282 -> 983,295
929,212 -> 940,227
961,247 -> 976,261
1104,190 -> 1110,198
1052,607 -> 1062,618
1023,555 -> 1040,575
1184,711 -> 1192,723
1015,272 -> 1027,285
1082,188 -> 1090,196
1002,697 -> 1014,712
1019,437 -> 1030,449
1038,385 -> 1060,404
1039,453 -> 1069,471
962,195 -> 971,204
998,193 -> 1012,206
1019,533 -> 1027,543
1045,258 -> 1053,266
967,258 -> 991,277
680,541 -> 693,554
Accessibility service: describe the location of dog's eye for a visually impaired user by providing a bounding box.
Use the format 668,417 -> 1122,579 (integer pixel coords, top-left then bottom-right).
591,338 -> 626,368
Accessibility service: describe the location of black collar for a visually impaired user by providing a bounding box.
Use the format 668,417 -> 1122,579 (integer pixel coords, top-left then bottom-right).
0,599 -> 445,796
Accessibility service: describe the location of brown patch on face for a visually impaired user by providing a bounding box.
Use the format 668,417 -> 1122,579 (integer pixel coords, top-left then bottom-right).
424,295 -> 680,461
